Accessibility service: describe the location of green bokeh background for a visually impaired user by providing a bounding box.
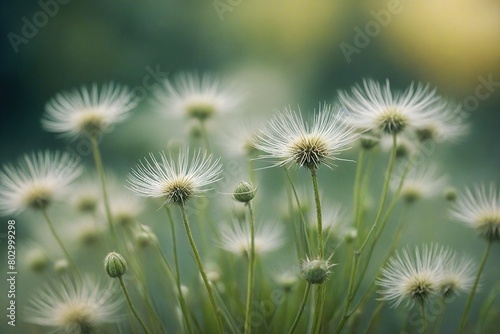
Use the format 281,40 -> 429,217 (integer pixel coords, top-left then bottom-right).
1,1 -> 499,333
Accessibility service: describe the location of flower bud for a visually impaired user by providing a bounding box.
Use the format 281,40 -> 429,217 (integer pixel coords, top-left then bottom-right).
360,133 -> 379,150
301,258 -> 332,285
104,252 -> 127,278
233,181 -> 256,203
135,225 -> 158,248
444,187 -> 458,202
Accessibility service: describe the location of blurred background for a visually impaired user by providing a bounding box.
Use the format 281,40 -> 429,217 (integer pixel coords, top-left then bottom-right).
1,0 -> 499,333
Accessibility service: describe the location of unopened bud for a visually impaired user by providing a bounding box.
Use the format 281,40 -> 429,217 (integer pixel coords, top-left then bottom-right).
233,181 -> 256,203
104,252 -> 127,278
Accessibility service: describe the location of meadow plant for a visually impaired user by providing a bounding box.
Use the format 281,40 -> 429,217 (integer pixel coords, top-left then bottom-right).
1,75 -> 498,334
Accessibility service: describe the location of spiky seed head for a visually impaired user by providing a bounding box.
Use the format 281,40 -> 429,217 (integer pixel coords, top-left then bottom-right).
104,252 -> 127,278
233,181 -> 256,203
301,258 -> 333,285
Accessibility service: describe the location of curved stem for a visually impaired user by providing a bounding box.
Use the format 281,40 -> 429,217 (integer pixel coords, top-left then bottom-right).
41,208 -> 81,277
458,241 -> 492,334
420,302 -> 427,334
353,149 -> 366,235
90,136 -> 117,242
244,202 -> 256,334
288,284 -> 311,334
310,168 -> 323,258
118,276 -> 152,334
179,204 -> 224,333
165,207 -> 194,334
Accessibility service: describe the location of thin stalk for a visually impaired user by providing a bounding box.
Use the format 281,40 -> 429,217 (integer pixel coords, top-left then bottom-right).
458,241 -> 492,334
199,120 -> 211,152
164,207 -> 194,334
288,283 -> 311,334
90,136 -> 117,242
478,282 -> 500,331
312,284 -> 326,334
353,149 -> 365,235
244,202 -> 256,334
420,302 -> 427,334
41,208 -> 80,276
118,276 -> 153,334
363,302 -> 384,334
335,135 -> 398,334
179,204 -> 224,333
310,168 -> 324,258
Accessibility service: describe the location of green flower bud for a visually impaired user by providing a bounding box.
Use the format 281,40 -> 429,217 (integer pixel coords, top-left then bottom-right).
104,252 -> 127,278
444,187 -> 458,202
301,258 -> 332,285
233,181 -> 256,203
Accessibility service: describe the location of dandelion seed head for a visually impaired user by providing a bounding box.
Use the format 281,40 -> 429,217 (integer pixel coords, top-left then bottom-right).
254,105 -> 358,170
218,222 -> 284,256
450,183 -> 500,242
42,83 -> 137,139
0,151 -> 82,214
394,165 -> 447,203
25,276 -> 121,333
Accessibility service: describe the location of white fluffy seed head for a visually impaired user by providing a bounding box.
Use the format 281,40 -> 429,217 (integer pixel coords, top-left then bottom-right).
450,183 -> 500,242
126,149 -> 222,206
0,151 -> 82,214
154,72 -> 242,121
438,250 -> 475,299
253,104 -> 358,170
42,83 -> 137,139
377,244 -> 446,308
338,79 -> 447,136
25,276 -> 122,333
393,164 -> 447,203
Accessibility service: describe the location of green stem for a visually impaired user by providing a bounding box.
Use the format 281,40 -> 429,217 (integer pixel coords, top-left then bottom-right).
244,202 -> 256,334
90,136 -> 117,242
199,120 -> 211,152
288,283 -> 311,334
310,167 -> 324,258
335,135 -> 398,334
118,276 -> 153,334
420,302 -> 427,334
164,207 -> 194,334
41,208 -> 80,276
179,204 -> 224,333
353,149 -> 365,235
458,241 -> 492,334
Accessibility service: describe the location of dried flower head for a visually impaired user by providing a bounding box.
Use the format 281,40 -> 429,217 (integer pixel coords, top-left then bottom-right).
218,222 -> 284,256
450,183 -> 500,242
127,149 -> 222,206
414,102 -> 468,143
254,104 -> 357,170
42,83 -> 137,139
301,257 -> 335,285
338,79 -> 446,135
0,151 -> 82,214
155,72 -> 242,121
377,245 -> 444,307
439,250 -> 475,299
26,276 -> 121,333
393,164 -> 447,203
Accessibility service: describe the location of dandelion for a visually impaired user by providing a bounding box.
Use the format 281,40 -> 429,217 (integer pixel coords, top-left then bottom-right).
393,164 -> 447,204
450,183 -> 500,242
0,151 -> 81,214
414,101 -> 468,143
338,79 -> 446,135
254,104 -> 357,170
155,72 -> 241,121
25,276 -> 121,334
380,134 -> 417,159
127,149 -> 222,206
377,244 -> 444,308
439,251 -> 475,299
42,83 -> 137,139
218,222 -> 284,256
23,242 -> 50,274
301,257 -> 335,285
106,177 -> 145,227
70,176 -> 101,215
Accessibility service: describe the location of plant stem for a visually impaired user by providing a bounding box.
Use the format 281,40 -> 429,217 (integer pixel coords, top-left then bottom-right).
178,204 -> 224,333
420,302 -> 427,334
199,120 -> 211,152
41,208 -> 81,276
285,168 -> 311,256
458,241 -> 492,334
118,276 -> 152,334
165,207 -> 194,334
353,149 -> 365,235
90,136 -> 117,242
310,167 -> 324,258
288,283 -> 311,334
244,202 -> 256,334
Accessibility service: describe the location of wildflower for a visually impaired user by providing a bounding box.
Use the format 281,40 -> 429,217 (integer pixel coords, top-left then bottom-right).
232,181 -> 256,203
104,252 -> 127,278
42,83 -> 137,139
127,149 -> 222,206
106,176 -> 145,226
338,79 -> 446,135
377,245 -> 444,307
0,151 -> 81,214
25,276 -> 121,333
439,250 -> 475,299
254,104 -> 357,170
450,183 -> 500,242
315,203 -> 350,236
275,271 -> 299,292
155,72 -> 242,121
393,164 -> 447,203
414,101 -> 468,143
301,257 -> 334,285
24,243 -> 50,273
218,222 -> 284,256
380,134 -> 416,159
70,176 -> 101,214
